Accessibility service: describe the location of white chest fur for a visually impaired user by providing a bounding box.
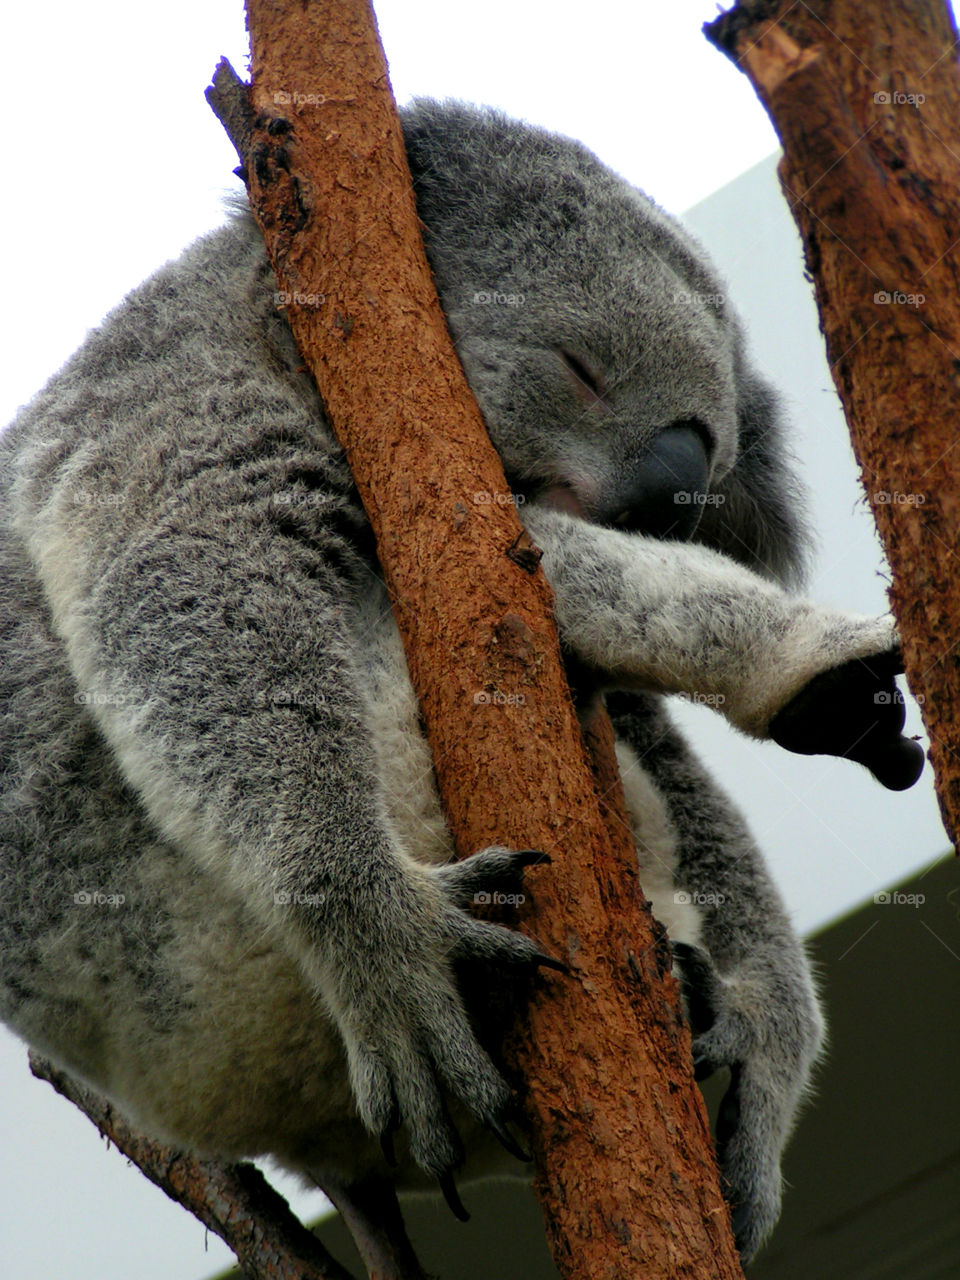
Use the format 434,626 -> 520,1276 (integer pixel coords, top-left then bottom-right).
359,591 -> 701,946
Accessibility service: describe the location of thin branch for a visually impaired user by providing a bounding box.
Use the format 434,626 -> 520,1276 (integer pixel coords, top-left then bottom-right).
30,1054 -> 356,1280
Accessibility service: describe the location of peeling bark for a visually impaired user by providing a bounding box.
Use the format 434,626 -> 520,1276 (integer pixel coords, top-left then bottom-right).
706,0 -> 960,847
203,0 -> 748,1274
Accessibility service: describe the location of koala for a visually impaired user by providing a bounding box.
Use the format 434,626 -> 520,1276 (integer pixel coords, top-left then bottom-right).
0,98 -> 923,1275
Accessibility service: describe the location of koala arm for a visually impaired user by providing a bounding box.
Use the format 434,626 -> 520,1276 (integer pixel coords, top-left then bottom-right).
523,506 -> 923,790
23,467 -> 550,1195
607,691 -> 824,1262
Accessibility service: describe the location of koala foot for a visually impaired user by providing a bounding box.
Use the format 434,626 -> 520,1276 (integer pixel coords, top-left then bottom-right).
671,941 -> 820,1262
770,644 -> 924,790
329,845 -> 559,1216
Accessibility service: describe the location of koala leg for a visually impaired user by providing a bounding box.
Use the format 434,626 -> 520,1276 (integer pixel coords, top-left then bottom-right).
29,505 -> 557,1195
608,691 -> 825,1263
523,507 -> 923,789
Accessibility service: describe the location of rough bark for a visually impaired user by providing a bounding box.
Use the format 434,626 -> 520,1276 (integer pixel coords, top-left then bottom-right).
201,0 -> 746,1275
29,1054 -> 355,1280
705,0 -> 960,848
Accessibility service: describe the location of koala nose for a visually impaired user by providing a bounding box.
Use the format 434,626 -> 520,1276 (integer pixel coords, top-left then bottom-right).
610,422 -> 710,539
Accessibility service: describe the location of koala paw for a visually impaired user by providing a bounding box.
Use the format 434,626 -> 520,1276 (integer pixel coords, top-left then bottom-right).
330,846 -> 559,1215
671,941 -> 816,1262
770,643 -> 924,790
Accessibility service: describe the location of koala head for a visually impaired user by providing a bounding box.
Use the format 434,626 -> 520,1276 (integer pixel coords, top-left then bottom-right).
401,99 -> 807,586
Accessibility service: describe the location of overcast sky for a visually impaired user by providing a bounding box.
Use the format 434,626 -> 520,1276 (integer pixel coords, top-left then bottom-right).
1,2 -> 956,1278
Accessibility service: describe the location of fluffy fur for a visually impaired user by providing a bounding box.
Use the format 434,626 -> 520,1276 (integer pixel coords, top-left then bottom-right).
0,100 -> 919,1264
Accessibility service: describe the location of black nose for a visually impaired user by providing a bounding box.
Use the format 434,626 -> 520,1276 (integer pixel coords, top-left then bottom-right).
609,423 -> 711,539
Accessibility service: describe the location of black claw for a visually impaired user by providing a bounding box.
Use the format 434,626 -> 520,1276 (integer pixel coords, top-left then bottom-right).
486,1113 -> 532,1163
438,1169 -> 470,1222
512,849 -> 551,867
380,1129 -> 398,1168
379,1097 -> 401,1168
692,1051 -> 719,1082
532,951 -> 570,974
730,1203 -> 752,1259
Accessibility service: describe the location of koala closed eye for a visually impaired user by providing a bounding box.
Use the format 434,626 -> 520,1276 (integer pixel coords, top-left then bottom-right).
557,348 -> 607,405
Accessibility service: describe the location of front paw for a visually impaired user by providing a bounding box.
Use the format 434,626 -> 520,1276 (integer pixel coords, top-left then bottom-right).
769,641 -> 925,790
329,846 -> 559,1213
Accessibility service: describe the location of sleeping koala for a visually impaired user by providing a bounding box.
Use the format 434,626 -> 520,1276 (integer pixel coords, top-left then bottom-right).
0,99 -> 922,1272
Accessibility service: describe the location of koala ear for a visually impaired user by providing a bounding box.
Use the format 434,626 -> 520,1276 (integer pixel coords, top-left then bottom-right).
694,366 -> 810,589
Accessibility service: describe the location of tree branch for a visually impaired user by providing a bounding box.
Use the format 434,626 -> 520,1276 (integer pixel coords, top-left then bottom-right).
29,1053 -> 356,1280
705,0 -> 960,847
200,0 -> 746,1275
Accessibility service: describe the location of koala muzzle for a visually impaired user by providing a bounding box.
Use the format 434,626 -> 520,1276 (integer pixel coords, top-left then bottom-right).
609,422 -> 710,539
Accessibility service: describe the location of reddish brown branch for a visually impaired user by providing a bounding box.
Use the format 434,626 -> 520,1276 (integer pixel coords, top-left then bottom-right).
201,0 -> 747,1275
705,0 -> 960,847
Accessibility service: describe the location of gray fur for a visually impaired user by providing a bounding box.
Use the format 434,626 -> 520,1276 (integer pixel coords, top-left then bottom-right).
0,99 -> 912,1264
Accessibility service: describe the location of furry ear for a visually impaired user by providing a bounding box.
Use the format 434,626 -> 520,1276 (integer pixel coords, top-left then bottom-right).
694,365 -> 810,589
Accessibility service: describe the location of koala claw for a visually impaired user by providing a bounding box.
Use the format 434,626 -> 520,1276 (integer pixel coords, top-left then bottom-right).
691,1050 -> 720,1083
670,940 -> 722,1038
486,1112 -> 532,1163
379,1099 -> 401,1169
432,846 -> 551,906
339,844 -> 560,1190
438,1169 -> 470,1222
769,646 -> 925,790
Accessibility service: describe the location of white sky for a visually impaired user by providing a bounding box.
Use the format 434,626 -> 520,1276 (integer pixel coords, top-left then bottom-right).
1,2 -> 956,1278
